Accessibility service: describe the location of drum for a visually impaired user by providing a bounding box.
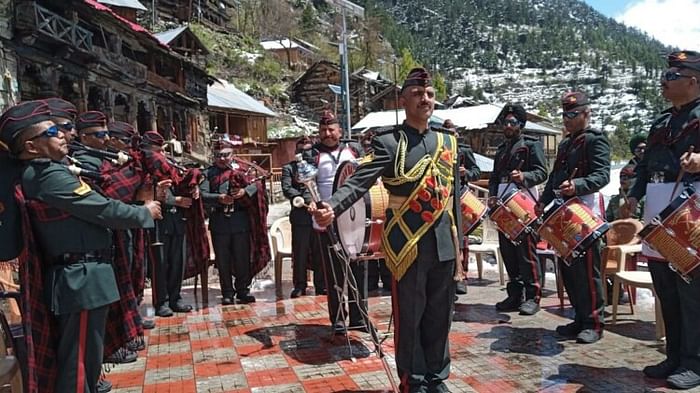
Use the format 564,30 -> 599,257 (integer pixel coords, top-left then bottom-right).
333,161 -> 388,258
639,187 -> 700,282
460,188 -> 487,236
489,188 -> 538,244
538,197 -> 609,263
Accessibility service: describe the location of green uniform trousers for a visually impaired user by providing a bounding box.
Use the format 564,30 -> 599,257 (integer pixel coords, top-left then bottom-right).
55,305 -> 109,393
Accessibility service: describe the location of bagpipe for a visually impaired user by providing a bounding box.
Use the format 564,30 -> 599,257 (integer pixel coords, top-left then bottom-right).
69,141 -> 131,166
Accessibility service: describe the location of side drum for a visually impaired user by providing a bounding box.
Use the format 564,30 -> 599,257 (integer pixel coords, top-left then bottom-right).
460,189 -> 487,236
538,197 -> 609,264
333,161 -> 388,258
489,188 -> 538,244
639,187 -> 700,282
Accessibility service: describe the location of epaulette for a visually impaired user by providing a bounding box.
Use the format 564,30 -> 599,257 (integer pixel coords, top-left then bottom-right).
373,125 -> 398,135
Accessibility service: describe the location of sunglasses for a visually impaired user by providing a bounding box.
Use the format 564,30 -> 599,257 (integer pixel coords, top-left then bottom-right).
503,119 -> 520,126
84,130 -> 109,139
562,111 -> 583,119
28,125 -> 60,141
56,122 -> 75,131
664,71 -> 694,82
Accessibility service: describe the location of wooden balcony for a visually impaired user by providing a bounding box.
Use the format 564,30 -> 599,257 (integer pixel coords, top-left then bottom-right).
16,2 -> 93,52
93,47 -> 147,82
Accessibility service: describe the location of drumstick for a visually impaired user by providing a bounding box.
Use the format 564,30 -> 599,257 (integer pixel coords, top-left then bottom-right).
497,159 -> 525,199
620,187 -> 630,205
671,145 -> 695,202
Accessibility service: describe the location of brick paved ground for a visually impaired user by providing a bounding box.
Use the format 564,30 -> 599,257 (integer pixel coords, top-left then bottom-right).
104,253 -> 699,393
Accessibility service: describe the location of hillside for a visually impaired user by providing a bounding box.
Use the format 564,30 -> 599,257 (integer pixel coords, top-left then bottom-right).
184,0 -> 675,159
361,0 -> 673,157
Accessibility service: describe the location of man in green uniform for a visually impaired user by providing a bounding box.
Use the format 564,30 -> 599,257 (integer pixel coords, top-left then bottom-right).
0,100 -> 160,393
623,50 -> 700,390
281,136 -> 324,298
200,142 -> 258,304
539,91 -> 610,344
313,67 -> 463,393
605,164 -> 642,222
489,104 -> 547,315
73,111 -> 111,171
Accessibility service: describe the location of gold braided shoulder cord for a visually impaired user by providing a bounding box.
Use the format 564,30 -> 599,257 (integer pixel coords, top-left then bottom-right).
384,130 -> 435,186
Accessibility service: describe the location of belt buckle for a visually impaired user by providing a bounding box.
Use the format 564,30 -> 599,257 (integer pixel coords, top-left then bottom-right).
651,172 -> 665,183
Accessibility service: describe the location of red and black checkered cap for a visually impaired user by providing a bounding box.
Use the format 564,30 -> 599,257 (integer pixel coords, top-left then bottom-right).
108,121 -> 136,138
561,91 -> 590,111
0,100 -> 52,151
141,130 -> 164,147
76,111 -> 107,132
319,110 -> 339,126
668,50 -> 700,72
43,97 -> 77,121
401,67 -> 432,92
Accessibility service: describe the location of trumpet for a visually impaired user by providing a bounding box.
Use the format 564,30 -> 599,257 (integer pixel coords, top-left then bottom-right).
70,141 -> 131,165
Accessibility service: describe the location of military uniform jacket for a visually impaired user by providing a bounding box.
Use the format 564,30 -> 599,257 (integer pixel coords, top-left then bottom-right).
327,123 -> 463,262
281,161 -> 313,227
629,98 -> 700,200
488,134 -> 547,197
541,128 -> 611,207
200,165 -> 257,235
458,143 -> 480,188
21,159 -> 154,314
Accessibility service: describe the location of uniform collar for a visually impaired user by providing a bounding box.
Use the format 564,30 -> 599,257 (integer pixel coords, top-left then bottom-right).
402,122 -> 429,135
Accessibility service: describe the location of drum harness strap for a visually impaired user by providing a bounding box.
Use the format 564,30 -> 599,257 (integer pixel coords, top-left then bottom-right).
381,131 -> 457,280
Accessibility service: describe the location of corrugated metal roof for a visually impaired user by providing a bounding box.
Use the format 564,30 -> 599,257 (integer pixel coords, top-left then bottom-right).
260,39 -> 300,50
207,81 -> 277,117
352,104 -> 560,135
154,26 -> 188,45
97,0 -> 147,11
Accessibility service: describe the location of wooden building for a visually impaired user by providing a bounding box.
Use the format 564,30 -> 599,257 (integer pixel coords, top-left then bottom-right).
288,60 -> 391,126
11,0 -> 211,158
150,0 -> 235,30
207,80 -> 277,169
260,38 -> 316,71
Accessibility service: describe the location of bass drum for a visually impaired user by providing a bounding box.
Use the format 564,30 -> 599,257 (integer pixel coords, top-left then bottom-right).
332,161 -> 388,259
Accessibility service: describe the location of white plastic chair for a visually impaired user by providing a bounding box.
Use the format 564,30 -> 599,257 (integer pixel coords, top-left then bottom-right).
468,218 -> 505,285
269,217 -> 292,293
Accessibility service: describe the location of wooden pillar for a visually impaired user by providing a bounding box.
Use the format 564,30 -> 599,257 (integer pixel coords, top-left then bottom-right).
224,112 -> 229,135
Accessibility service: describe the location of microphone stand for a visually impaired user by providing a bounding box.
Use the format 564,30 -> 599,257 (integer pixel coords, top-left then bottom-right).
295,156 -> 398,392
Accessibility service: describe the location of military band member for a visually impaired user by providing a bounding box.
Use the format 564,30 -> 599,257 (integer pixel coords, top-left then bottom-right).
305,111 -> 367,333
313,68 -> 463,392
44,97 -> 78,145
539,91 -> 610,344
623,50 -> 700,390
488,104 -> 547,315
281,136 -> 324,298
200,143 -> 258,305
74,111 -> 111,171
0,100 -> 161,393
142,133 -> 194,316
